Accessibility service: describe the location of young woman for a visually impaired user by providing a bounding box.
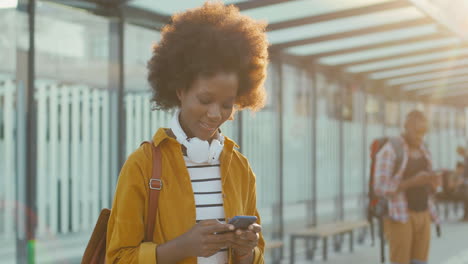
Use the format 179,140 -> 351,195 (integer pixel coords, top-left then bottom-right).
106,2 -> 269,263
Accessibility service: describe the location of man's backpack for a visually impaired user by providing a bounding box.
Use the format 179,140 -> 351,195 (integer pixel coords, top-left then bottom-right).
368,137 -> 404,219
367,137 -> 403,264
81,142 -> 162,264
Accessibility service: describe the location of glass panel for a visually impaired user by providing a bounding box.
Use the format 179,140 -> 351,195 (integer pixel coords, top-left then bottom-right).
123,24 -> 170,157
385,101 -> 400,128
242,0 -> 394,24
267,7 -> 423,44
282,64 -> 314,227
321,38 -> 459,65
348,48 -> 468,73
288,25 -> 439,56
129,0 -> 394,23
243,64 -> 280,244
0,6 -> 19,263
343,89 -> 365,220
316,74 -> 340,223
128,0 -> 245,15
426,105 -> 441,169
365,95 -> 384,195
456,109 -> 466,138
34,2 -> 110,262
437,107 -> 450,168
447,108 -> 458,169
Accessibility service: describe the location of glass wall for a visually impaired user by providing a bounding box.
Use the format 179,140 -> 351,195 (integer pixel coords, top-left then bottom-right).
281,64 -> 314,228
242,64 -> 281,241
0,6 -> 20,263
33,2 -> 111,262
455,108 -> 467,164
439,107 -> 452,168
426,104 -> 442,169
385,100 -> 401,136
343,88 -> 366,220
365,94 -> 385,171
316,74 -> 341,223
123,24 -> 168,157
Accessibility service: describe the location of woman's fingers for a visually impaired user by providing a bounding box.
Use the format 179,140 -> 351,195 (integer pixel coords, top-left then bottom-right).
249,223 -> 262,233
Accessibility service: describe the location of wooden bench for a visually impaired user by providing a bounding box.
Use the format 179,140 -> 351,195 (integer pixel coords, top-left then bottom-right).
289,220 -> 369,263
436,194 -> 464,220
265,240 -> 284,264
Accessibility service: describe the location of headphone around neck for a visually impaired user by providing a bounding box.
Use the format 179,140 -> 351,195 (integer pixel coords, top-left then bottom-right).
170,111 -> 224,164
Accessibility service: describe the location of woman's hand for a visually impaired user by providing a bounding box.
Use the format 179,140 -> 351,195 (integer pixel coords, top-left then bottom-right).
230,223 -> 261,262
181,219 -> 235,258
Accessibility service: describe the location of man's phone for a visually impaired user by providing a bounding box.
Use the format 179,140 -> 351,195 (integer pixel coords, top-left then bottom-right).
228,215 -> 257,230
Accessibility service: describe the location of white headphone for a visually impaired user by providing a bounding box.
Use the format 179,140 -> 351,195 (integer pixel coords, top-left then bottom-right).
170,110 -> 224,164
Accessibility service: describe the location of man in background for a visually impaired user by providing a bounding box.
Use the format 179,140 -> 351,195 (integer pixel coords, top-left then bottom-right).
374,110 -> 439,264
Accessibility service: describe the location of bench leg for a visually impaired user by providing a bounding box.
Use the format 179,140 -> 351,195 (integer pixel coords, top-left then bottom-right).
333,234 -> 343,252
358,226 -> 367,244
350,230 -> 354,252
306,238 -> 316,260
445,202 -> 449,219
290,236 -> 295,264
323,237 -> 328,261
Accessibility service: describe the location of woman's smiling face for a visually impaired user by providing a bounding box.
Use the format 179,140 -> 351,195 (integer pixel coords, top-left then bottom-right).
177,72 -> 238,141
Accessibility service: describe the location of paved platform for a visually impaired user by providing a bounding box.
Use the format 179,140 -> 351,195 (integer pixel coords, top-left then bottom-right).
283,219 -> 468,264
1,219 -> 467,263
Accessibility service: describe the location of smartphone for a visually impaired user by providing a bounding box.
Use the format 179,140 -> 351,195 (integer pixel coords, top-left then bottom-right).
228,215 -> 257,230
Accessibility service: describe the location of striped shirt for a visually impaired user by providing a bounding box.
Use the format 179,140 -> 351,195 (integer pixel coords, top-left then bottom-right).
185,157 -> 228,264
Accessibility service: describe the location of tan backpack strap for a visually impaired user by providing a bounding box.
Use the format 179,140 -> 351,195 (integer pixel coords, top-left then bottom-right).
143,141 -> 162,242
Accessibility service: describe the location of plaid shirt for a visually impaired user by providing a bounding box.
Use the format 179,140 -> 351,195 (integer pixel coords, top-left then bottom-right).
373,136 -> 439,223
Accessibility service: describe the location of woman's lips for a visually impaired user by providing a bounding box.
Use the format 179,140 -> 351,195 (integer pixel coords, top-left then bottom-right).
199,121 -> 217,132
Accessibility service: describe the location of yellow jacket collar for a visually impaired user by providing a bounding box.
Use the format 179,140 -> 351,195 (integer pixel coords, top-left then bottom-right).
152,127 -> 239,150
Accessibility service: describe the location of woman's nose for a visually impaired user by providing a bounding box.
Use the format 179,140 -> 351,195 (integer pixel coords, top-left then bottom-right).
207,104 -> 222,121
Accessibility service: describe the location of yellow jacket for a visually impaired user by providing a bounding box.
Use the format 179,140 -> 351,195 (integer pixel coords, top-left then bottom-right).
106,128 -> 265,263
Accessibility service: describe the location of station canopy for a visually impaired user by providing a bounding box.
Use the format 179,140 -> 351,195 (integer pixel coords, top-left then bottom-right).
53,0 -> 468,106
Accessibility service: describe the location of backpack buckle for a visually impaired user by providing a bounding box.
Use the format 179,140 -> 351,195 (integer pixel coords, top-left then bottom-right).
149,179 -> 163,190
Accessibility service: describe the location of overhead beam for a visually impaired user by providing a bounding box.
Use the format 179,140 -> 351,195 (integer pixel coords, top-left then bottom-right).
43,0 -> 170,29
404,78 -> 468,92
356,54 -> 468,75
235,0 -> 296,11
43,0 -> 112,14
377,63 -> 468,81
335,44 -> 468,68
389,71 -> 468,87
418,85 -> 468,100
270,17 -> 433,50
436,94 -> 468,106
420,95 -> 468,107
267,0 -> 410,31
302,33 -> 450,60
122,6 -> 171,28
408,0 -> 468,40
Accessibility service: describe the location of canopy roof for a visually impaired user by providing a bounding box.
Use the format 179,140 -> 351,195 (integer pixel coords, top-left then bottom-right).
48,0 -> 468,106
